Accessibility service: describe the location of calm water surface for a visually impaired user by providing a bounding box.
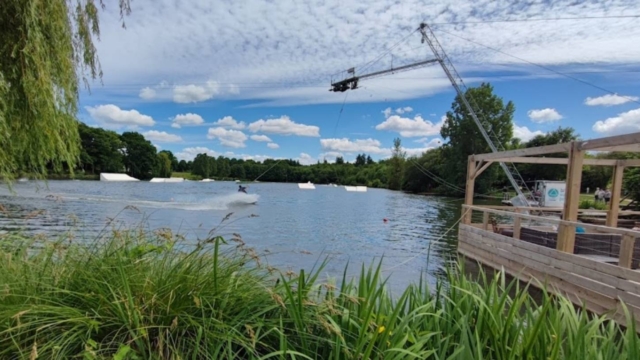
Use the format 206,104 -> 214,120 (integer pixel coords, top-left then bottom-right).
0,180 -> 469,292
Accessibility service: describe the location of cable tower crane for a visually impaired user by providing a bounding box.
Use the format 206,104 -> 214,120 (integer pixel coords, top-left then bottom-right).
330,22 -> 532,205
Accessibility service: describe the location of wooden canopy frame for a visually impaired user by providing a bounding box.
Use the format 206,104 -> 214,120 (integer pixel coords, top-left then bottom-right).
465,132 -> 640,254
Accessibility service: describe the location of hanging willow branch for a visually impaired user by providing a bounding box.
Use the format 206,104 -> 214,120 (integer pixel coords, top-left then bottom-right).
0,0 -> 131,183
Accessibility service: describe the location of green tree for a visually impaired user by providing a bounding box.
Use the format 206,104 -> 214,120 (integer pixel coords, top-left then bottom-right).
518,127 -> 579,183
120,132 -> 157,180
440,82 -> 515,195
355,154 -> 366,166
159,150 -> 178,172
335,156 -> 345,165
387,138 -> 405,190
0,0 -> 130,182
78,123 -> 124,173
230,164 -> 246,179
155,152 -> 172,178
403,148 -> 445,193
192,154 -> 211,178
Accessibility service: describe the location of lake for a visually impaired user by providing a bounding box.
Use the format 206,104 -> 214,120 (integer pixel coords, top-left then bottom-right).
0,180 -> 468,292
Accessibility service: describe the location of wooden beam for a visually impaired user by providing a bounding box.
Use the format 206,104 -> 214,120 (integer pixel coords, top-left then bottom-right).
579,132 -> 640,151
495,157 -> 619,166
557,142 -> 585,253
620,159 -> 640,167
473,161 -> 494,179
513,209 -> 522,239
482,212 -> 490,230
606,163 -> 625,227
463,156 -> 476,224
619,234 -> 635,269
474,142 -> 572,161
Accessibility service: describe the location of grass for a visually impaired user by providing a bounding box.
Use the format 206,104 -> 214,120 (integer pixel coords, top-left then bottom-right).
1,222 -> 639,359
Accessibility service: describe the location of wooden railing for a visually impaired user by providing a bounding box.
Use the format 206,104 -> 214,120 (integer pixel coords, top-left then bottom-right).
462,205 -> 640,268
458,205 -> 640,329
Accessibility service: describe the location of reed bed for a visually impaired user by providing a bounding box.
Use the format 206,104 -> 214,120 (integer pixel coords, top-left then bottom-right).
0,225 -> 638,359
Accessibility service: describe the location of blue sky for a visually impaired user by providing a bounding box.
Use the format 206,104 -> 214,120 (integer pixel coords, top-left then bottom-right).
78,0 -> 640,164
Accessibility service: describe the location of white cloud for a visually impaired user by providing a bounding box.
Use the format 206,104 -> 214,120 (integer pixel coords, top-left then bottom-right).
375,115 -> 444,137
382,106 -> 414,118
514,124 -> 545,142
248,116 -> 320,137
320,138 -> 389,155
173,80 -> 220,103
585,94 -> 639,107
319,151 -> 344,163
228,84 -> 240,94
414,138 -> 444,148
592,108 -> 640,135
267,142 -> 280,149
207,127 -> 248,148
175,147 -> 220,161
91,1 -> 640,107
139,87 -> 156,100
172,113 -> 205,128
396,106 -> 413,114
251,134 -> 272,142
85,104 -> 155,127
527,108 -> 563,123
215,116 -> 246,129
142,130 -> 182,143
297,153 -> 316,165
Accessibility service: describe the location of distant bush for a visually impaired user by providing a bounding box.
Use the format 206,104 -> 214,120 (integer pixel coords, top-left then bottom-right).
580,199 -> 608,210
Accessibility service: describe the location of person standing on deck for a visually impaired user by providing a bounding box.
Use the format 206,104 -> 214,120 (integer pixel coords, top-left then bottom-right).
604,189 -> 612,204
595,187 -> 601,202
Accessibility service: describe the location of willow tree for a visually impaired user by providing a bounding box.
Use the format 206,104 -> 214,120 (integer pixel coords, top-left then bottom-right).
0,0 -> 130,181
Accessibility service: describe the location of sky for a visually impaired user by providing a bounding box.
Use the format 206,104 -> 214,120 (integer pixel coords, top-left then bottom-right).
78,0 -> 640,164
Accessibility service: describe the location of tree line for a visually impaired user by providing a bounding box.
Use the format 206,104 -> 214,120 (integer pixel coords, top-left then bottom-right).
69,83 -> 640,202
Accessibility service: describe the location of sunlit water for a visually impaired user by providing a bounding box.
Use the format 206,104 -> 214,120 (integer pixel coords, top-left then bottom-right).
0,180 -> 469,293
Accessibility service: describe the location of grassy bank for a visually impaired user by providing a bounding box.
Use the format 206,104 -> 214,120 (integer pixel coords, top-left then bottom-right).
1,228 -> 638,359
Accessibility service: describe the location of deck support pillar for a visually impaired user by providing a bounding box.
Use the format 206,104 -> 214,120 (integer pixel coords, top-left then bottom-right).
463,156 -> 476,224
606,162 -> 625,227
557,142 -> 584,253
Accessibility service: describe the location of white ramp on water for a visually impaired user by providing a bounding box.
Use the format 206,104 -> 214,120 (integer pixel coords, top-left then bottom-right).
298,181 -> 315,190
100,173 -> 139,182
149,178 -> 184,182
345,186 -> 367,192
201,179 -> 215,182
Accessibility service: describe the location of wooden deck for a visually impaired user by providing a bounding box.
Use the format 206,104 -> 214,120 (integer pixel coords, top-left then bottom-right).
459,205 -> 640,330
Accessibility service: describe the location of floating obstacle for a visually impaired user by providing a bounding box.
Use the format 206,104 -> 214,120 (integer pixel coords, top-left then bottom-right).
345,186 -> 367,192
201,179 -> 215,182
149,177 -> 185,183
298,181 -> 316,190
99,173 -> 139,182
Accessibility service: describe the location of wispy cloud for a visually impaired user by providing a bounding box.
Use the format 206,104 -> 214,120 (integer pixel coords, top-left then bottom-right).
592,108 -> 640,135
207,127 -> 248,148
585,94 -> 639,107
248,116 -> 320,136
92,0 -> 640,106
85,104 -> 155,128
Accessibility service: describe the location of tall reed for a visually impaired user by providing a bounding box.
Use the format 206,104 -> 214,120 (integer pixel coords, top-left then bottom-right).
0,226 -> 638,359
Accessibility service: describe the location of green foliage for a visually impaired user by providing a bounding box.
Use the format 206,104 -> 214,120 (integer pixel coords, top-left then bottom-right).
579,199 -> 608,210
440,82 -> 515,195
155,152 -> 172,178
0,228 -> 638,358
403,148 -> 445,193
159,150 -> 179,172
120,132 -> 157,180
0,0 -> 130,183
192,153 -> 212,178
517,127 -> 579,183
387,138 -> 405,190
78,123 -> 124,173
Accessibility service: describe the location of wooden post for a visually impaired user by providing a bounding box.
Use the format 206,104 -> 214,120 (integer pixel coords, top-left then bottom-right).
606,163 -> 624,227
513,210 -> 522,240
618,234 -> 635,268
463,156 -> 476,224
482,212 -> 490,230
557,142 -> 584,253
